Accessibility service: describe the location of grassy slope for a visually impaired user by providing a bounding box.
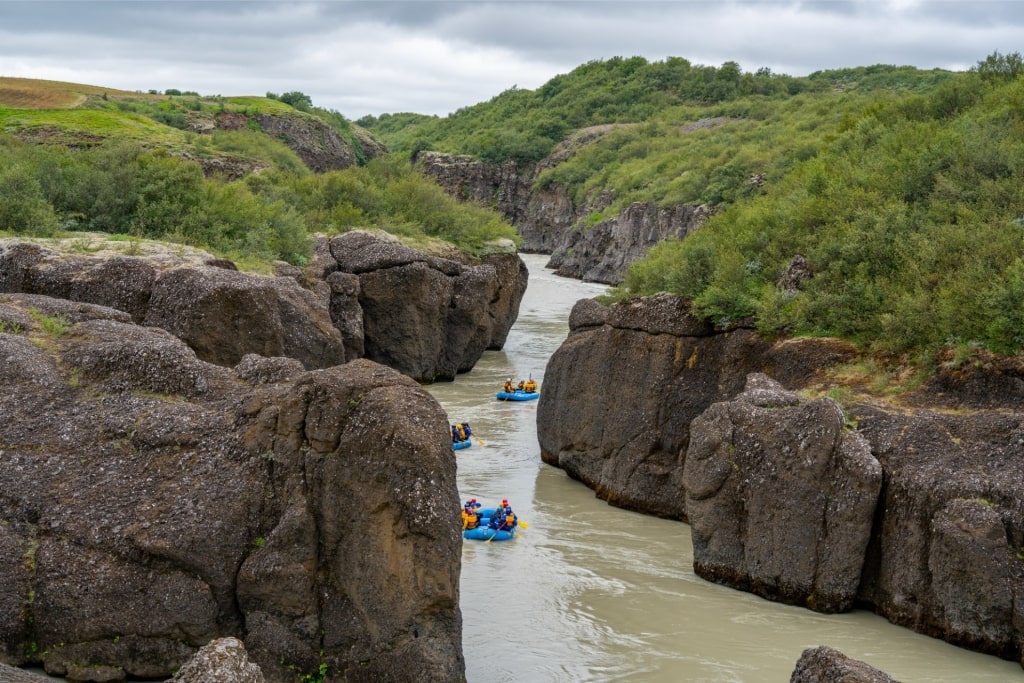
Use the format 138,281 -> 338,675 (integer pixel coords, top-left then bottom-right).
0,77 -> 335,150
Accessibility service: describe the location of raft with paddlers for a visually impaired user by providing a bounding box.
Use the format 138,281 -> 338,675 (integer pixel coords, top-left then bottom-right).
451,422 -> 473,449
461,499 -> 526,541
497,375 -> 540,401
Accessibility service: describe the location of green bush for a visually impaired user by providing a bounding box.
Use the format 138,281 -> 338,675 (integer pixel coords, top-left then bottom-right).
621,62 -> 1024,359
0,130 -> 515,265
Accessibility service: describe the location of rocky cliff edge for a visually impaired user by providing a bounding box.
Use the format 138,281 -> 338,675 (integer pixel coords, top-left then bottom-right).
0,293 -> 464,682
0,231 -> 528,384
538,292 -> 1024,669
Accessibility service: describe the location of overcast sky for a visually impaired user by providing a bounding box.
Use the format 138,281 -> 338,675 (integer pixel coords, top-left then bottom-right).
1,1 -> 1021,119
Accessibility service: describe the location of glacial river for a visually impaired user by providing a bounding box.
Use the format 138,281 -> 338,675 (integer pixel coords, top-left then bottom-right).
426,254 -> 1021,683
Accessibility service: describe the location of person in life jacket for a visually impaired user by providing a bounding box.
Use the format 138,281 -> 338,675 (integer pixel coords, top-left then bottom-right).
503,378 -> 516,393
462,504 -> 479,529
451,424 -> 461,443
523,377 -> 537,393
456,423 -> 470,441
489,499 -> 511,529
496,505 -> 517,533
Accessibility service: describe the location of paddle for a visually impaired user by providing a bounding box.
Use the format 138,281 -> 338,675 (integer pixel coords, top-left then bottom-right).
485,516 -> 526,542
472,435 -> 487,446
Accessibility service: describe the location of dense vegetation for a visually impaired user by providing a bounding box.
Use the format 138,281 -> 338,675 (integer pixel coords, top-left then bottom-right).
366,53 -> 1024,366
0,81 -> 519,266
358,56 -> 952,165
8,51 -> 1024,367
623,55 -> 1024,362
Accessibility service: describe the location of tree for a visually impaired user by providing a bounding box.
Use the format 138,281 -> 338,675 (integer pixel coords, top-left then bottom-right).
972,50 -> 1024,82
279,91 -> 313,111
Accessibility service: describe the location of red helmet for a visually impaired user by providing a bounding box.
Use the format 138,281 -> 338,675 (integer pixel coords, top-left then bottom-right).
501,499 -> 508,506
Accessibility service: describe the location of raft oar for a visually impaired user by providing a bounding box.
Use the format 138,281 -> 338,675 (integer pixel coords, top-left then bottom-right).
473,435 -> 487,446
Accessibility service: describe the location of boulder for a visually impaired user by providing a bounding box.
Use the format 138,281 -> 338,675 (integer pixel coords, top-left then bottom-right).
0,235 -> 527,384
0,241 -> 347,371
854,405 -> 1024,660
324,230 -> 528,382
143,265 -> 346,370
790,646 -> 899,683
684,374 -> 882,612
0,664 -> 53,682
170,637 -> 264,683
538,290 -> 1024,664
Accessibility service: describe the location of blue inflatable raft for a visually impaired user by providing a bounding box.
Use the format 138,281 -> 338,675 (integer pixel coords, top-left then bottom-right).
464,526 -> 516,541
453,439 -> 472,451
462,507 -> 519,541
496,390 -> 539,401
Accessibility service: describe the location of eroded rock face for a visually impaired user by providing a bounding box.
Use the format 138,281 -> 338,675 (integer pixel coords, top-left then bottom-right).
536,294 -> 852,519
213,112 -> 384,173
0,295 -> 464,683
321,231 -> 528,382
546,202 -> 708,283
684,374 -> 881,612
853,406 -> 1024,660
416,149 -> 708,285
538,291 -> 1024,666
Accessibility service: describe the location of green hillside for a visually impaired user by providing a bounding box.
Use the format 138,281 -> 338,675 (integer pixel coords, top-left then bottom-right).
0,78 -> 519,267
364,53 -> 1024,371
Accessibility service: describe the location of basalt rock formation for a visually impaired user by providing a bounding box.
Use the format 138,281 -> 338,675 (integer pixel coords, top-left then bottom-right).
212,111 -> 384,175
0,231 -> 528,384
416,137 -> 708,285
684,374 -> 881,613
305,230 -> 528,382
536,293 -> 856,518
537,292 -> 1024,669
0,293 -> 464,683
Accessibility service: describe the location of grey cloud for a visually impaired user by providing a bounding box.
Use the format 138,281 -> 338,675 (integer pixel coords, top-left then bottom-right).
1,1 -> 1022,116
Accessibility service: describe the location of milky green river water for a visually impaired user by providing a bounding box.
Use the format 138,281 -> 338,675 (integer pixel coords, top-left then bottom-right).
426,254 -> 1021,683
